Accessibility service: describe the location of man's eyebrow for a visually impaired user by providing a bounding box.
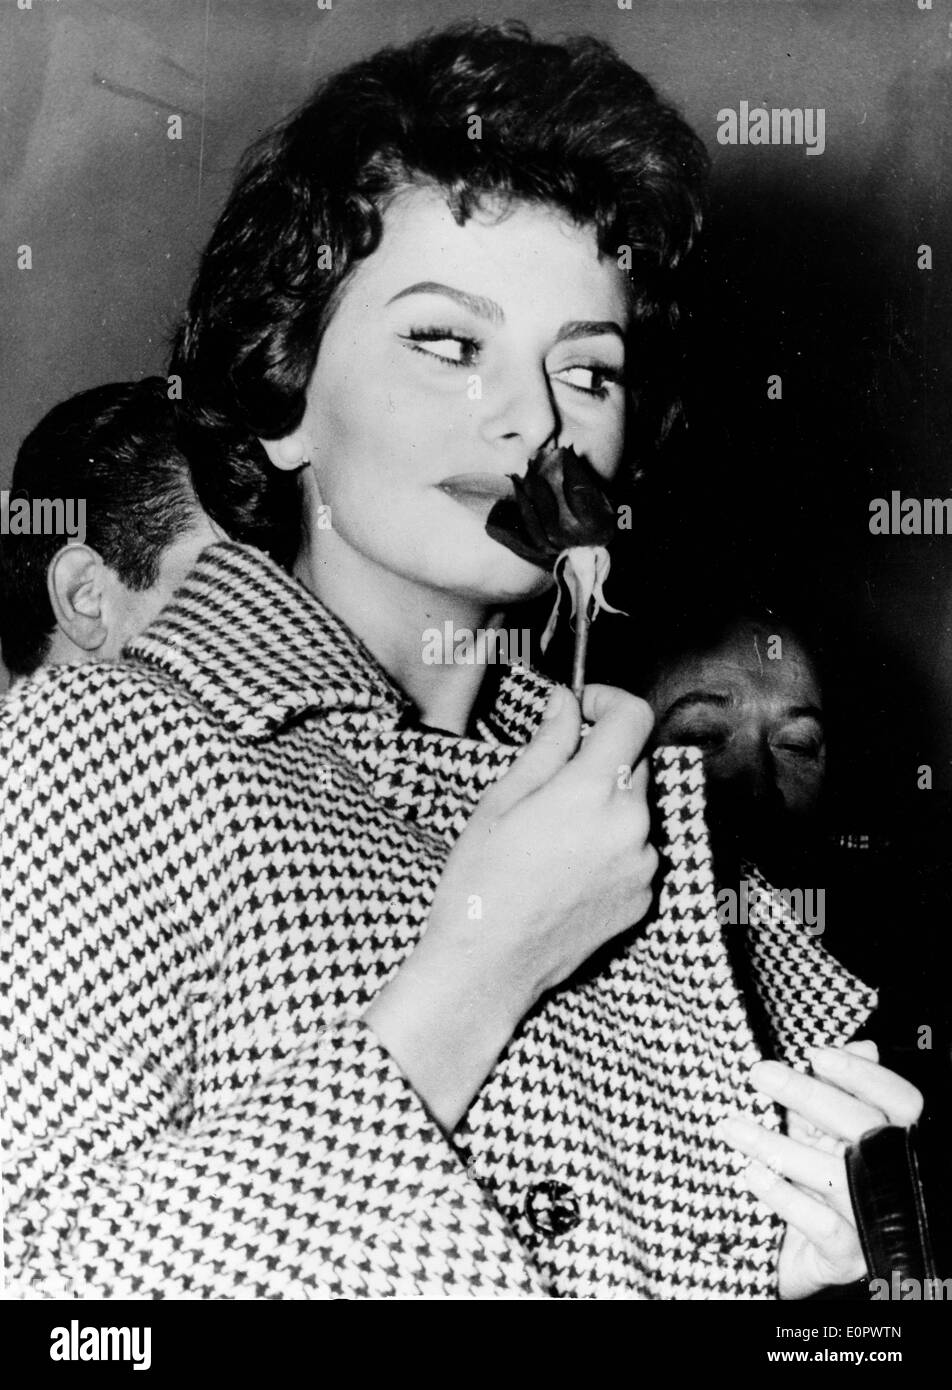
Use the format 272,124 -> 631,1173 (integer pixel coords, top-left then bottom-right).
659,691 -> 732,721
659,693 -> 826,728
785,704 -> 825,725
386,283 -> 625,343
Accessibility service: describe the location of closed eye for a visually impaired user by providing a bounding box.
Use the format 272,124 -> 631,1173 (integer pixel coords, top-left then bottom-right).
771,720 -> 824,759
686,730 -> 729,751
772,737 -> 822,759
662,721 -> 730,752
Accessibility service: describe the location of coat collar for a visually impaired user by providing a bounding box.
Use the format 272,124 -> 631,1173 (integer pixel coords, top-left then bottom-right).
124,541 -> 554,744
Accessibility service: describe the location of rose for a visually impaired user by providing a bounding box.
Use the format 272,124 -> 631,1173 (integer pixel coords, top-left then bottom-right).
485,445 -> 617,564
486,444 -> 625,696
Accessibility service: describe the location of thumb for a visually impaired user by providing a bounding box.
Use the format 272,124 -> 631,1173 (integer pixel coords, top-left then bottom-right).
476,685 -> 581,820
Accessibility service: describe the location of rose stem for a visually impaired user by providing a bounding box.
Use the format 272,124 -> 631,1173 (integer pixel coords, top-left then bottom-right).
571,604 -> 590,704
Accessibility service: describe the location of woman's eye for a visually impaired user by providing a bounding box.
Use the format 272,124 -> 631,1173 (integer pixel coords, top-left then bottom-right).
400,330 -> 480,368
551,364 -> 621,398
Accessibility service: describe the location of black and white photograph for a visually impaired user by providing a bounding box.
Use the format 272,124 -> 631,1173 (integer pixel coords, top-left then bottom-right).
1,0 -> 951,1359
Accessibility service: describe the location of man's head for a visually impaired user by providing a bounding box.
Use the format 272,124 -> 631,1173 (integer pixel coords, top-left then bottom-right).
647,611 -> 826,882
0,378 -> 220,679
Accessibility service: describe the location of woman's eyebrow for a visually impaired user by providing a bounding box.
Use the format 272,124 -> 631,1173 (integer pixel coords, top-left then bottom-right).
555,321 -> 625,344
386,282 -> 624,342
387,281 -> 504,322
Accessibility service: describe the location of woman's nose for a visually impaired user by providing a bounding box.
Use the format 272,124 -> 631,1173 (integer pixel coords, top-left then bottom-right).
479,360 -> 561,459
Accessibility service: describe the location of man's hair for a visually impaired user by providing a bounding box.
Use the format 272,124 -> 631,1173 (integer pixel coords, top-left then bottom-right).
170,20 -> 710,551
630,591 -> 824,703
0,377 -> 201,677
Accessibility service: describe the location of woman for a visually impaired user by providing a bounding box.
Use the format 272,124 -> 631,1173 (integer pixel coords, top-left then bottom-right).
3,22 -> 921,1300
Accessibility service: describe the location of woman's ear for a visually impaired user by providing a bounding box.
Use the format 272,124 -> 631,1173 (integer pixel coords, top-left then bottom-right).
259,432 -> 310,472
46,544 -> 111,654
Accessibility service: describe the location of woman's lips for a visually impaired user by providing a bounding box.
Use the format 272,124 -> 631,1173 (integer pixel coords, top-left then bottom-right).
438,473 -> 516,516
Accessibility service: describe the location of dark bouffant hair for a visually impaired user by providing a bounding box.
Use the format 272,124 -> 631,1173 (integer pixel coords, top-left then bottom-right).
0,379 -> 202,677
170,20 -> 710,557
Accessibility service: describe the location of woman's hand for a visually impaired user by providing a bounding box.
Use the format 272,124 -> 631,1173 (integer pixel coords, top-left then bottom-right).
428,682 -> 658,1010
365,683 -> 658,1131
717,1040 -> 924,1299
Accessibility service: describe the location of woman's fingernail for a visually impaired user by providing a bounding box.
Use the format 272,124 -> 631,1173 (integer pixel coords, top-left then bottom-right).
718,1116 -> 754,1144
742,1160 -> 778,1195
750,1060 -> 786,1090
806,1045 -> 846,1072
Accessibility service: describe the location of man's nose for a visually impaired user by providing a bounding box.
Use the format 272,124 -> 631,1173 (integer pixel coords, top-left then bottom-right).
719,731 -> 784,810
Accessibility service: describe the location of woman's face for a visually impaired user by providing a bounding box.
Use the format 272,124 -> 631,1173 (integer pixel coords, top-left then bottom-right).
283,187 -> 630,605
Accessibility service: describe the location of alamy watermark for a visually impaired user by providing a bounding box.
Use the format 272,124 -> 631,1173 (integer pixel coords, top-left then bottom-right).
716,101 -> 826,156
869,492 -> 952,535
716,879 -> 825,936
422,623 -> 531,667
50,1321 -> 151,1370
869,1271 -> 952,1301
1,489 -> 86,542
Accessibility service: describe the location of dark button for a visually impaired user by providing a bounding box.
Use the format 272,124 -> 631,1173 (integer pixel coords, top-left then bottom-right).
524,1180 -> 581,1237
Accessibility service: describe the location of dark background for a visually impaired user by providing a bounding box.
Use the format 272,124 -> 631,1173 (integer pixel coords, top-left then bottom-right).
2,0 -> 951,828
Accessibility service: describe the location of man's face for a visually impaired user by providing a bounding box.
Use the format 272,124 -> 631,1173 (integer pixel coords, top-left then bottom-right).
649,620 -> 826,878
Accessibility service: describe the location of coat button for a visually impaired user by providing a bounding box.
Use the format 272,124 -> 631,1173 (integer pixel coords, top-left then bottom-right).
524,1180 -> 581,1237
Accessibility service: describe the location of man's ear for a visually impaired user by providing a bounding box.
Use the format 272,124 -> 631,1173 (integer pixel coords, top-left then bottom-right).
46,544 -> 111,654
259,432 -> 310,472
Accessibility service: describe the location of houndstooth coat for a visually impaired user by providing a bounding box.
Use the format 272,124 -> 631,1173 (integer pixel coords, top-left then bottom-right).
1,541 -> 874,1300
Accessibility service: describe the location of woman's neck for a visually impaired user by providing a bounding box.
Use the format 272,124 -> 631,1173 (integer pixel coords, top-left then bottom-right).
294,529 -> 506,737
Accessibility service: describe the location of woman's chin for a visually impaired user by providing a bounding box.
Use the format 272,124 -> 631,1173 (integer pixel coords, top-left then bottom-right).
456,550 -> 554,606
